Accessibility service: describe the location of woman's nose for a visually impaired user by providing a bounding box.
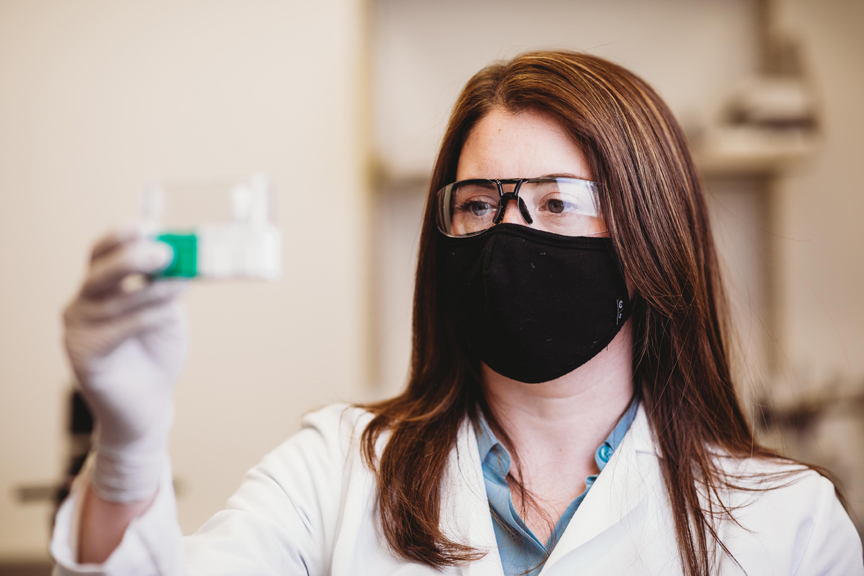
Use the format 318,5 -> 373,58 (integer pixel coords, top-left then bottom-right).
499,197 -> 530,225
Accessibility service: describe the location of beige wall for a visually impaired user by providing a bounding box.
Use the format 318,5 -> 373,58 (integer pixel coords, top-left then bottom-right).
0,0 -> 369,558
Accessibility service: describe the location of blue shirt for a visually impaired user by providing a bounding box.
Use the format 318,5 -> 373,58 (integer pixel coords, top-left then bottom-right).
474,399 -> 639,576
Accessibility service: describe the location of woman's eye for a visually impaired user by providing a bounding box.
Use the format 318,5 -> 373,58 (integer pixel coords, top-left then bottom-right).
457,200 -> 495,217
542,197 -> 574,214
547,199 -> 566,214
471,201 -> 494,216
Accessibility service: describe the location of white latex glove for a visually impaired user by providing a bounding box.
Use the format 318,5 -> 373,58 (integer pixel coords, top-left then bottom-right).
63,226 -> 188,503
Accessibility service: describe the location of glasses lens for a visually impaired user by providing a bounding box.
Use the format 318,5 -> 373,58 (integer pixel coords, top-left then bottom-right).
517,178 -> 602,236
436,177 -> 603,237
437,180 -> 499,237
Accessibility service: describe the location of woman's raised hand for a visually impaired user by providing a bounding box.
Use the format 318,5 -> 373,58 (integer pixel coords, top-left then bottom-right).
63,226 -> 188,503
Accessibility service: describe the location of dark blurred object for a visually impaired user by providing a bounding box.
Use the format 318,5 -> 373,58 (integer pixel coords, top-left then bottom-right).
756,381 -> 864,541
54,391 -> 94,507
0,563 -> 53,576
756,389 -> 864,437
10,390 -> 85,574
14,391 -> 93,507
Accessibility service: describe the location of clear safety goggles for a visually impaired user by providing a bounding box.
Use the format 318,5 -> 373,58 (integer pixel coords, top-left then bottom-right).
435,177 -> 603,238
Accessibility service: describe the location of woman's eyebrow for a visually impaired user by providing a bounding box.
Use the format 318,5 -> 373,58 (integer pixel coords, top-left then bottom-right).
539,172 -> 582,179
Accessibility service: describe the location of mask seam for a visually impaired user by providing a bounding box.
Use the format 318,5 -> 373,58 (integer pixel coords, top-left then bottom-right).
440,228 -> 613,251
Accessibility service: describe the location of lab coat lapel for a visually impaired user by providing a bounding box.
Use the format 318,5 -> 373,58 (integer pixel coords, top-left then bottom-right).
439,419 -> 504,576
541,405 -> 659,572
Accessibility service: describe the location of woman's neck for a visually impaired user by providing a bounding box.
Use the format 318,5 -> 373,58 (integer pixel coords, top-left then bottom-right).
482,321 -> 635,499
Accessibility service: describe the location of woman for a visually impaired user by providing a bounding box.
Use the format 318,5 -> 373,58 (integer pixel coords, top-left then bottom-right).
53,51 -> 862,575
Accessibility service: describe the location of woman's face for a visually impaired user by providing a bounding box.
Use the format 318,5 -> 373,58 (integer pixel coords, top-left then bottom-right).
455,108 -> 608,237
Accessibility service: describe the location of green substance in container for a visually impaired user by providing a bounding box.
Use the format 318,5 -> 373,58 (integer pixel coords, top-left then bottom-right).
155,233 -> 198,278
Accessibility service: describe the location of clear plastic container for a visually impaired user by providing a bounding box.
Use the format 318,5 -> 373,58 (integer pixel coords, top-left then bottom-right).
141,173 -> 282,281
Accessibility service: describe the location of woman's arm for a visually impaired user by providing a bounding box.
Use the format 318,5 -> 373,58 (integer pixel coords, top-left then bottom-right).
61,226 -> 186,562
790,474 -> 863,575
52,404 -> 360,575
51,452 -> 185,575
77,484 -> 157,563
54,228 -> 360,573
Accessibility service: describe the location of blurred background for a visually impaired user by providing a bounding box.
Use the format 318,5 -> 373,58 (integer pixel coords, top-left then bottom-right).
1,0 -> 862,571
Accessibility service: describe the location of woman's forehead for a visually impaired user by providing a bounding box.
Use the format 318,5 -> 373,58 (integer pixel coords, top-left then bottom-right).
455,108 -> 592,182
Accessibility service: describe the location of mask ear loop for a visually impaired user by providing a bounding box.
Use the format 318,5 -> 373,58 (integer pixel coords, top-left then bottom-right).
492,179 -> 534,226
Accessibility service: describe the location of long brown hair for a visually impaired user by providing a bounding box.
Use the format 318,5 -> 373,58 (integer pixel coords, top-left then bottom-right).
360,50 -> 815,575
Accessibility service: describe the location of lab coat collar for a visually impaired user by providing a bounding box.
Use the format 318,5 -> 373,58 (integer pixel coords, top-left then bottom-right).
441,414 -> 503,576
542,404 -> 659,573
441,404 -> 659,576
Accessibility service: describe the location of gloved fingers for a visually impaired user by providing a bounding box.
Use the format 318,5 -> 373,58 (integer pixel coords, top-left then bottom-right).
83,301 -> 181,359
90,225 -> 148,263
69,280 -> 187,323
82,240 -> 173,299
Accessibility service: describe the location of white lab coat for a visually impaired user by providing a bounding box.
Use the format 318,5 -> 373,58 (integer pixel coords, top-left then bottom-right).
51,403 -> 863,575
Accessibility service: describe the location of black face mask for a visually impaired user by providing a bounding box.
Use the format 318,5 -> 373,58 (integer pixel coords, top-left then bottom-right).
439,224 -> 631,384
